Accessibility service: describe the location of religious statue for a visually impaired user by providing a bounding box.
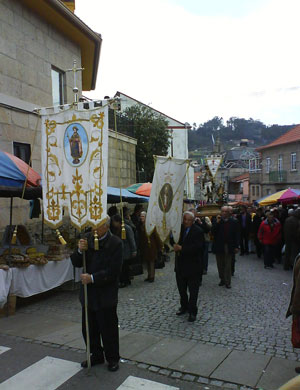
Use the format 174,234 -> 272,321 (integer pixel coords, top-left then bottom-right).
68,126 -> 83,164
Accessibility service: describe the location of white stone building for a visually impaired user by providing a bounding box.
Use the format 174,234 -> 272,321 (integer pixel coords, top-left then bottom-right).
115,91 -> 195,199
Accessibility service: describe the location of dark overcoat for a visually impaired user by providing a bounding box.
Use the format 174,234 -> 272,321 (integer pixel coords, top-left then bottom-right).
174,224 -> 204,278
211,217 -> 240,255
71,231 -> 123,310
286,255 -> 300,318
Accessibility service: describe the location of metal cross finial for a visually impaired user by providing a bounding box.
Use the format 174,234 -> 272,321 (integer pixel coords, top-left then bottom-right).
66,60 -> 84,104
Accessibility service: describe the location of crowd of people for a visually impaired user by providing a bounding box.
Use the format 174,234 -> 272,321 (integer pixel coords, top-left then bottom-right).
70,201 -> 300,373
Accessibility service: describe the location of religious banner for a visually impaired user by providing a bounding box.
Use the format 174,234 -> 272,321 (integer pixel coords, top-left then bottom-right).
41,102 -> 108,230
206,155 -> 222,178
145,156 -> 189,244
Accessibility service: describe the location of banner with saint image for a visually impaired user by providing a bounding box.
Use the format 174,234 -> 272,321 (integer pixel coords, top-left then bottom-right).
145,156 -> 189,244
41,103 -> 108,229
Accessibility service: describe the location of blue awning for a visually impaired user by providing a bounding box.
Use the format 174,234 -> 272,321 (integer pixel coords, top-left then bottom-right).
107,186 -> 148,204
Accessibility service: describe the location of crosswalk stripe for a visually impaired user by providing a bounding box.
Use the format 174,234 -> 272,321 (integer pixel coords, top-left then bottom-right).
0,356 -> 81,390
116,375 -> 179,390
0,347 -> 11,355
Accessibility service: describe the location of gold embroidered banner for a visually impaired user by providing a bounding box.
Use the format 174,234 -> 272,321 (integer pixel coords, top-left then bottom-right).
41,103 -> 108,229
145,156 -> 189,244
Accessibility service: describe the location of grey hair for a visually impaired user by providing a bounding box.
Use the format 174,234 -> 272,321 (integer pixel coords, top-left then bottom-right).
183,211 -> 195,220
140,211 -> 147,217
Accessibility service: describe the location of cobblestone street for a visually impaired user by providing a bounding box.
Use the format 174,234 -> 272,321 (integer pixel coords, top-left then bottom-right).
16,252 -> 297,362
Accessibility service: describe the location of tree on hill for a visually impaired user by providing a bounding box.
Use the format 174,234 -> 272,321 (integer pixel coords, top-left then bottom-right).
188,116 -> 295,152
119,105 -> 170,181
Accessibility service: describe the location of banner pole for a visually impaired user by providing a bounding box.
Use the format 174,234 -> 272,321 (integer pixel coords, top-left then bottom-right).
82,249 -> 91,370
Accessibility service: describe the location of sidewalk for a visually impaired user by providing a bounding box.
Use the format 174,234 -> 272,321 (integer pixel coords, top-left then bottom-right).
0,310 -> 298,389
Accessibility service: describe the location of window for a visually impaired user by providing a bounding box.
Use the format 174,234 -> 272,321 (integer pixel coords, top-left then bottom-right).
249,158 -> 261,172
278,155 -> 283,172
266,188 -> 271,195
51,66 -> 66,106
256,186 -> 260,197
13,142 -> 31,165
266,157 -> 271,173
252,185 -> 255,196
291,152 -> 297,171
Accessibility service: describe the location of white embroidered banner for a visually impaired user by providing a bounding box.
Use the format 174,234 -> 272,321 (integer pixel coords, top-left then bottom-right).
41,104 -> 108,229
206,155 -> 222,178
145,156 -> 189,244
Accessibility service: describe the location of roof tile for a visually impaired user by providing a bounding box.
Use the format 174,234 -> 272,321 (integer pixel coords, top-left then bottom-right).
257,124 -> 300,150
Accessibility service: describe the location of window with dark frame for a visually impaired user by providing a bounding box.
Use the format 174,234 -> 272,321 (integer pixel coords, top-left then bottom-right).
256,185 -> 259,197
13,142 -> 31,166
252,185 -> 255,196
51,66 -> 66,106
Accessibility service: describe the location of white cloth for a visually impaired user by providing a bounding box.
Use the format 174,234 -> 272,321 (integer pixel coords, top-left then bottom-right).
41,103 -> 109,229
0,269 -> 13,308
10,258 -> 76,298
146,156 -> 188,244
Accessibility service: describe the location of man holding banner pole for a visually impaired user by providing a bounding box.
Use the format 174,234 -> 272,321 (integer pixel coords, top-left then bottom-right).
71,217 -> 123,371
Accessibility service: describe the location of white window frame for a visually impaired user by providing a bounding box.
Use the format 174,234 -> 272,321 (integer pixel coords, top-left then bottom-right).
291,152 -> 297,171
266,157 -> 271,173
278,155 -> 283,172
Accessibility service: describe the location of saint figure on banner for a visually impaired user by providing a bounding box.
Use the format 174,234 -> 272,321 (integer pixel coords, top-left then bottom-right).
158,183 -> 173,213
68,126 -> 83,164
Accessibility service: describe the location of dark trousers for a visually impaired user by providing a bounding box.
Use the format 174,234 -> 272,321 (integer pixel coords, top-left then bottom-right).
175,273 -> 201,316
120,258 -> 130,283
202,241 -> 209,272
263,244 -> 276,267
231,254 -> 236,276
254,235 -> 262,258
82,306 -> 119,363
240,229 -> 249,255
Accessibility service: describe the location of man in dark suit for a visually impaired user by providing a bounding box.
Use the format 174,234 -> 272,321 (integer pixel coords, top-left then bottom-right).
237,205 -> 252,255
71,216 -> 123,372
173,211 -> 204,322
212,206 -> 239,289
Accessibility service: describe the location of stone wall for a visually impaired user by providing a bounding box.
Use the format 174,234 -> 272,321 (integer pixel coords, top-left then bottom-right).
0,0 -> 137,233
108,130 -> 137,188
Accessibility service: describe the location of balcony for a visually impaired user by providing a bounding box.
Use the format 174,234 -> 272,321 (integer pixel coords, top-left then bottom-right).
269,170 -> 287,183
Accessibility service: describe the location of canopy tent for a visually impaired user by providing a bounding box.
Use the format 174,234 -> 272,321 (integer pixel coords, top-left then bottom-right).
0,150 -> 41,188
256,188 -> 300,206
127,182 -> 152,197
107,186 -> 148,204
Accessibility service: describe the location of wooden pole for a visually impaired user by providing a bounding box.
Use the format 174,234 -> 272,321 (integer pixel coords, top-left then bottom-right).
82,249 -> 91,370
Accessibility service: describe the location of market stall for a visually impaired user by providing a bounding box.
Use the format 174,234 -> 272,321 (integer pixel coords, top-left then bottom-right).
0,268 -> 12,308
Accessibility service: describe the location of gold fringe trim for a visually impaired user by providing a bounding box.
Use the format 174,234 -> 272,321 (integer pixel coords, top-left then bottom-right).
11,226 -> 17,245
56,229 -> 67,245
94,230 -> 99,250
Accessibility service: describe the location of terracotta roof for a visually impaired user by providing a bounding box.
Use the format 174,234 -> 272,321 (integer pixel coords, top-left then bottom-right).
257,124 -> 300,151
231,173 -> 249,182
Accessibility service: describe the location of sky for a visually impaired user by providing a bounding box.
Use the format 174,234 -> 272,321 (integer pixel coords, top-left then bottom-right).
75,0 -> 300,127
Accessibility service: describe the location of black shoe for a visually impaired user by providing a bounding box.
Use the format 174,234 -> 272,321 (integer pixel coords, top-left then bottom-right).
188,314 -> 196,322
225,284 -> 231,289
176,308 -> 187,316
218,281 -> 225,286
203,270 -> 207,275
107,362 -> 119,372
295,366 -> 300,374
81,355 -> 104,368
148,278 -> 154,283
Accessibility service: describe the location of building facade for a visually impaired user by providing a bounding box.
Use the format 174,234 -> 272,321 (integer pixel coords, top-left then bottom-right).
250,125 -> 300,202
0,0 -> 136,231
115,91 -> 195,199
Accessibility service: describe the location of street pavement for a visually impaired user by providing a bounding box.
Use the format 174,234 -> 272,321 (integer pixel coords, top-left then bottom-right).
0,252 -> 299,389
